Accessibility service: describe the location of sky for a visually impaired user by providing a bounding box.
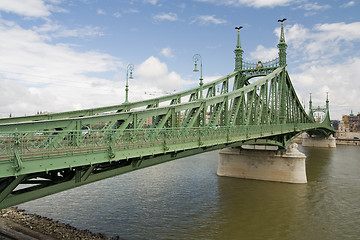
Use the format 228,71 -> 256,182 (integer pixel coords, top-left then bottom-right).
0,0 -> 359,120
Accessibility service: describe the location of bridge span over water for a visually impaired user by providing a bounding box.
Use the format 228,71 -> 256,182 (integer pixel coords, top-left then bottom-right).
0,21 -> 335,209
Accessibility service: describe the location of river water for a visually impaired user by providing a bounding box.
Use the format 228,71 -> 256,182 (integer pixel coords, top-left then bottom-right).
18,145 -> 360,240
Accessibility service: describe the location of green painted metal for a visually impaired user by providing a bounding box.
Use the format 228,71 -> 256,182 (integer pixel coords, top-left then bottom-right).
125,64 -> 134,103
0,21 -> 335,209
278,19 -> 288,67
234,26 -> 244,71
193,54 -> 204,99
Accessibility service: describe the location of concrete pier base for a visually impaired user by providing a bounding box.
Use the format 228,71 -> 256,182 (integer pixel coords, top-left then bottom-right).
302,133 -> 336,148
217,143 -> 307,183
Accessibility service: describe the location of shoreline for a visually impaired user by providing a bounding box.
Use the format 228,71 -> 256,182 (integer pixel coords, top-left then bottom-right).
0,207 -> 121,240
293,136 -> 360,146
335,139 -> 360,146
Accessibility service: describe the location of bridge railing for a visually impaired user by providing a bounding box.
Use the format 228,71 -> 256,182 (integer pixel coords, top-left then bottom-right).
242,58 -> 279,70
0,123 -> 324,163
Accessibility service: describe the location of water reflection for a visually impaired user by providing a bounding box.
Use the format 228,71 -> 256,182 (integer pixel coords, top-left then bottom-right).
300,145 -> 336,181
301,145 -> 360,240
216,175 -> 308,240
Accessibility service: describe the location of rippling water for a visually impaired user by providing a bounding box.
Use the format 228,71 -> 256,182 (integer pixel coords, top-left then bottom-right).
18,145 -> 360,240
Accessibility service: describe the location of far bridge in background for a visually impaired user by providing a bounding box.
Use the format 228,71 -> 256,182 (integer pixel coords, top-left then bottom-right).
0,20 -> 335,209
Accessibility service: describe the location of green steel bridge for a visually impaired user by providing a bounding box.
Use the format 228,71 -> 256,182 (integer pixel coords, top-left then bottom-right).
0,22 -> 334,209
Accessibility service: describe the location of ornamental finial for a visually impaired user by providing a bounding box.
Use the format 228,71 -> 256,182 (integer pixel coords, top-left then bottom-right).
235,26 -> 243,32
278,18 -> 287,42
235,26 -> 243,48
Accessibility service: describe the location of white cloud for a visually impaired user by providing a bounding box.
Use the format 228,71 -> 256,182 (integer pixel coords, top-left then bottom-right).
191,15 -> 227,25
296,2 -> 331,11
124,8 -> 139,14
0,0 -> 52,17
284,22 -> 360,62
113,12 -> 122,18
249,45 -> 278,61
134,56 -> 184,94
202,75 -> 222,84
0,19 -> 193,116
195,0 -> 295,8
130,56 -> 218,100
160,47 -> 175,58
291,57 -> 360,120
249,21 -> 360,119
313,22 -> 360,42
341,1 -> 355,8
153,12 -> 178,22
33,20 -> 104,39
178,3 -> 186,8
0,19 -> 121,116
97,9 -> 106,15
143,0 -> 158,5
264,22 -> 360,66
282,22 -> 360,119
54,25 -> 104,38
278,24 -> 308,49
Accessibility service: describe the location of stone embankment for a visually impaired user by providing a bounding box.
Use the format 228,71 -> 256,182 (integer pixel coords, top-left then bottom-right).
336,138 -> 360,145
0,207 -> 121,240
336,132 -> 360,146
294,133 -> 360,146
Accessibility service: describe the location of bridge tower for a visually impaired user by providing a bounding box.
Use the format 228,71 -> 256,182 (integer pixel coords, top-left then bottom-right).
219,20 -> 308,183
277,19 -> 288,125
277,19 -> 287,67
308,93 -> 315,121
234,26 -> 244,71
302,93 -> 336,147
233,26 -> 247,91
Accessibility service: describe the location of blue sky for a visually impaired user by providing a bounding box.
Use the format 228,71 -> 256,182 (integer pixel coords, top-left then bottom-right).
0,0 -> 359,120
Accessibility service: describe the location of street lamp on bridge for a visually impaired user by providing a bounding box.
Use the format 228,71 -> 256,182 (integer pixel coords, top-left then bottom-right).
193,54 -> 203,99
125,64 -> 134,103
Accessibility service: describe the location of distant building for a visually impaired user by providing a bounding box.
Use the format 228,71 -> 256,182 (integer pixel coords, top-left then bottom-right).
340,110 -> 360,132
338,121 -> 346,133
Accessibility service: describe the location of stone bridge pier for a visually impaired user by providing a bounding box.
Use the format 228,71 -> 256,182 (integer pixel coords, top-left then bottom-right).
217,143 -> 307,183
301,133 -> 336,148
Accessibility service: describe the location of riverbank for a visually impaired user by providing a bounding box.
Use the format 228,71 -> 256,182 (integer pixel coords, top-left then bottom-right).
0,207 -> 120,240
293,133 -> 360,146
336,138 -> 360,146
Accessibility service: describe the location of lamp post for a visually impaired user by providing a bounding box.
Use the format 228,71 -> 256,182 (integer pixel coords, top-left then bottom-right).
193,54 -> 203,99
125,64 -> 134,103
